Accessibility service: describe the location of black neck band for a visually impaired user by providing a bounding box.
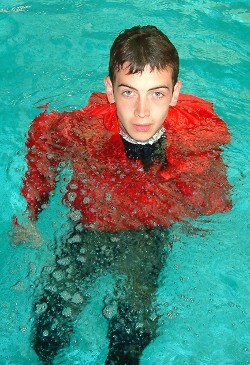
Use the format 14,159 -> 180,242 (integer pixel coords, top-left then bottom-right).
122,135 -> 167,171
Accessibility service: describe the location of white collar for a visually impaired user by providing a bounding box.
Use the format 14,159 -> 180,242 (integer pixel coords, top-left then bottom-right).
119,127 -> 166,145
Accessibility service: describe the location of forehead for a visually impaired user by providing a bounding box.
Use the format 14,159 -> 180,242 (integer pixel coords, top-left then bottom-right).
114,63 -> 174,89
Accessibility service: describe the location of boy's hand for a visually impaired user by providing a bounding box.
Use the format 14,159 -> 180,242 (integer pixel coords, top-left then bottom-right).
10,216 -> 43,248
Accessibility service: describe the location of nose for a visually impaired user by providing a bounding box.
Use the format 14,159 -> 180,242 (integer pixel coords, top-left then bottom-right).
135,96 -> 150,118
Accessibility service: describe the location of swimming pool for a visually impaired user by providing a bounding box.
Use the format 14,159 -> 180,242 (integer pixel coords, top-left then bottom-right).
0,1 -> 249,364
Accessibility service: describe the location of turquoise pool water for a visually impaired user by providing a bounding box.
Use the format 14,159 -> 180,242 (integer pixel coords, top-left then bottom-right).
0,1 -> 249,364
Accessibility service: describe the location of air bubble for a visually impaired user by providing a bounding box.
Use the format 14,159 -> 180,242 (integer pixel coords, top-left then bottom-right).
135,322 -> 143,330
62,307 -> 72,317
69,184 -> 78,189
19,326 -> 27,333
42,330 -> 49,337
52,270 -> 65,281
103,304 -> 117,319
110,236 -> 120,243
71,293 -> 84,304
68,192 -> 77,202
83,196 -> 92,204
57,257 -> 70,266
67,209 -> 81,222
76,255 -> 86,263
35,303 -> 48,314
60,291 -> 71,301
68,234 -> 82,244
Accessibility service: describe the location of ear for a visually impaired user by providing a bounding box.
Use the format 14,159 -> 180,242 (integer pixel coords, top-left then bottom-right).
170,80 -> 182,106
104,76 -> 115,103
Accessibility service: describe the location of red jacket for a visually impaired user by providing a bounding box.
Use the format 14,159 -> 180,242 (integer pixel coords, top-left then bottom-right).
22,92 -> 232,231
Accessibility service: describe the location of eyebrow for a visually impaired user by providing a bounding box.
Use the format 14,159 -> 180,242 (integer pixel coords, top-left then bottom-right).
117,83 -> 170,91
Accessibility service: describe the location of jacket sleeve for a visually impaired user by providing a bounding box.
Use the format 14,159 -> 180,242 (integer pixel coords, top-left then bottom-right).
21,111 -> 66,220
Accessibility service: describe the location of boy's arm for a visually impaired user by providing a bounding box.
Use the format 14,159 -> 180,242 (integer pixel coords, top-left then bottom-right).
158,97 -> 232,222
21,111 -> 63,220
11,111 -> 64,246
165,150 -> 232,217
11,111 -> 65,246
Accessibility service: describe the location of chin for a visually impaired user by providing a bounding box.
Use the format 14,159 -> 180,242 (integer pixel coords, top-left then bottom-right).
130,132 -> 155,142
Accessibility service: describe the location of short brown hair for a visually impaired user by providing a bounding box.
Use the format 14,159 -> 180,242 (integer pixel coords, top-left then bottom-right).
109,25 -> 179,85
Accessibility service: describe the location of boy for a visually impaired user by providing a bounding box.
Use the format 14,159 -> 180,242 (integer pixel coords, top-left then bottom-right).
16,25 -> 231,364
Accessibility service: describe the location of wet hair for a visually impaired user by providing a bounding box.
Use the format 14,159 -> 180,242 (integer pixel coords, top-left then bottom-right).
109,25 -> 179,85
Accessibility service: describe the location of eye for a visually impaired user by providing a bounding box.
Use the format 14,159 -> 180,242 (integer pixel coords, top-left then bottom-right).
122,89 -> 134,97
153,91 -> 164,98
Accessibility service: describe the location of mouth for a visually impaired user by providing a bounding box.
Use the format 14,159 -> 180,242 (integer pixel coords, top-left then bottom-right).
133,124 -> 152,132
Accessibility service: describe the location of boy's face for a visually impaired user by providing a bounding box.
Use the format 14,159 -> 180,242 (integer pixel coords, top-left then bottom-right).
105,63 -> 181,141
